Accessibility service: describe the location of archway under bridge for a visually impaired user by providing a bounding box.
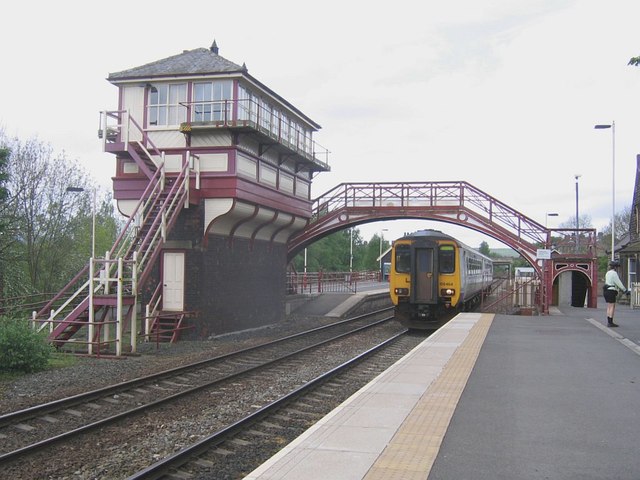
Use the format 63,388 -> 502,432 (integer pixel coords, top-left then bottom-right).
286,181 -> 598,314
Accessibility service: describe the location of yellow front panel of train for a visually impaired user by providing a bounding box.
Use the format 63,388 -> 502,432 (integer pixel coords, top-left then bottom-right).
438,242 -> 461,308
389,239 -> 411,306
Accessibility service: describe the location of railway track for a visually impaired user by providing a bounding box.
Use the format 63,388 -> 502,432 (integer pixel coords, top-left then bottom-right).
127,331 -> 424,479
0,309 -> 399,474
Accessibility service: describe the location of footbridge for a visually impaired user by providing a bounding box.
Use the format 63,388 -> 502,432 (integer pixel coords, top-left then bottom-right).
287,181 -> 598,313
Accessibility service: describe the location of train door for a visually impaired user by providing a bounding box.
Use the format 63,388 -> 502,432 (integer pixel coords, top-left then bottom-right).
163,251 -> 185,311
412,244 -> 437,304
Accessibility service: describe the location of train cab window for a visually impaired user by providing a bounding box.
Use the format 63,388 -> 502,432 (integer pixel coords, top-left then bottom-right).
439,245 -> 455,273
395,244 -> 411,273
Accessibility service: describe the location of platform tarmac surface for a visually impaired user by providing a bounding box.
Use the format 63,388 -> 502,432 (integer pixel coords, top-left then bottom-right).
244,300 -> 640,479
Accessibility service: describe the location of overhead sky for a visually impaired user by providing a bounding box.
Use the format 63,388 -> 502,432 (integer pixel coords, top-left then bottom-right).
2,0 -> 639,248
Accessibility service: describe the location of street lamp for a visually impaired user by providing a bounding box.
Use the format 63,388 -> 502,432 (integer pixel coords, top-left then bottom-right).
545,212 -> 558,228
65,186 -> 96,259
574,174 -> 581,252
379,228 -> 388,280
595,121 -> 615,261
349,228 -> 353,273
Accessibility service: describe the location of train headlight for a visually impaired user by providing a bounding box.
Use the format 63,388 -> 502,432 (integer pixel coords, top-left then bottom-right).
440,288 -> 455,296
394,288 -> 409,295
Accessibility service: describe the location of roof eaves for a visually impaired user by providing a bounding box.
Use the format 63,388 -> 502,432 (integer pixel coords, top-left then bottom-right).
107,71 -> 245,83
241,71 -> 322,131
106,45 -> 322,131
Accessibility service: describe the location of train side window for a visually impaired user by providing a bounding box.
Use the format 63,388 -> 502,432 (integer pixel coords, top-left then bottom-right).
439,245 -> 455,273
395,244 -> 411,273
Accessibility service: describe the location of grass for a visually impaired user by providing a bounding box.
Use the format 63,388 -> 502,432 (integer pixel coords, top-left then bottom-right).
0,352 -> 79,383
46,352 -> 79,369
0,352 -> 79,398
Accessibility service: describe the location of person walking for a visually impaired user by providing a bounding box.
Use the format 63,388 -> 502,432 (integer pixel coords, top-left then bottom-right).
604,260 -> 628,327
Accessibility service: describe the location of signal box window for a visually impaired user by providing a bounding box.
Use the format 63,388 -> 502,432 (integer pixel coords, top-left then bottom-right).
148,84 -> 186,126
194,81 -> 233,122
439,245 -> 455,273
395,244 -> 411,273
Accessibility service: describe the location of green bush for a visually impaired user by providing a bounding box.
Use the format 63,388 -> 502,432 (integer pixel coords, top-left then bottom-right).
0,316 -> 53,373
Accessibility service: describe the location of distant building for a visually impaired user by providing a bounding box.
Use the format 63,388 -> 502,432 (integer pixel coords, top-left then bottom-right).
615,155 -> 640,293
491,248 -> 520,259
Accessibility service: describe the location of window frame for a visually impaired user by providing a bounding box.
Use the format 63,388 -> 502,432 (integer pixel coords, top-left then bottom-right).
438,245 -> 456,274
147,83 -> 187,127
395,244 -> 412,273
192,80 -> 233,123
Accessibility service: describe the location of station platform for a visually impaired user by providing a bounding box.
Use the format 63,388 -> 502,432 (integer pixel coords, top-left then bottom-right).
244,301 -> 640,479
288,284 -> 389,318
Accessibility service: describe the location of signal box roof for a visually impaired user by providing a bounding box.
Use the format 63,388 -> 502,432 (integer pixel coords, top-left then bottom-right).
107,40 -> 321,130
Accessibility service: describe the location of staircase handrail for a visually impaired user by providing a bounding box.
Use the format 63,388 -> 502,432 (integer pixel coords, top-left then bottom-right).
135,140 -> 161,169
35,277 -> 91,333
109,163 -> 166,261
127,114 -> 163,159
134,160 -> 190,284
35,264 -> 90,318
98,109 -> 167,261
101,110 -> 164,160
35,256 -> 135,332
41,112 -> 191,349
35,145 -> 165,323
36,153 -> 183,326
144,281 -> 163,338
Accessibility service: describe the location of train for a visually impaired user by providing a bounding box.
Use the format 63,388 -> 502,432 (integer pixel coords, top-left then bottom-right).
389,229 -> 493,330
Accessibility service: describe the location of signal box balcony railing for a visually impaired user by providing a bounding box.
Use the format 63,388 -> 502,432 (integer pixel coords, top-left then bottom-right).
177,98 -> 330,172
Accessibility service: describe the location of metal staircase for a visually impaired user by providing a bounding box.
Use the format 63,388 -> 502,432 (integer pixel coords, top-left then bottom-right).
34,138 -> 193,355
143,277 -> 194,345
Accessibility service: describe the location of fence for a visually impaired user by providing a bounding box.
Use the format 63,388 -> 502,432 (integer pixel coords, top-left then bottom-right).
287,271 -> 381,294
481,277 -> 541,315
631,282 -> 640,309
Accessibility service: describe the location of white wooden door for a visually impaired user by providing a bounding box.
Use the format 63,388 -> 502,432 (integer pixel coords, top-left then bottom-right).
163,252 -> 185,311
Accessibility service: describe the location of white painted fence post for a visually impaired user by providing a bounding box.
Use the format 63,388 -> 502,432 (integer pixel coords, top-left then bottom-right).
88,258 -> 95,356
116,258 -> 123,357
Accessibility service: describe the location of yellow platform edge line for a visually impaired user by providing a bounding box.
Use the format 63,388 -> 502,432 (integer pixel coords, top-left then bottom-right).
363,313 -> 494,480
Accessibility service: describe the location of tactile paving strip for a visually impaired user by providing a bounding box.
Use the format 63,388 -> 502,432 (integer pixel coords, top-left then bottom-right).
363,313 -> 494,480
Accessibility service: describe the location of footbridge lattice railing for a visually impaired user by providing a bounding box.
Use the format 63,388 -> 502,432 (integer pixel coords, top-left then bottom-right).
288,181 -> 598,314
292,181 -> 595,258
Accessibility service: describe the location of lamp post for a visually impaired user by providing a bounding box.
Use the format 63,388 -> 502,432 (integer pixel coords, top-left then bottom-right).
379,228 -> 388,280
66,186 -> 96,259
595,122 -> 616,261
574,174 -> 581,252
349,228 -> 353,273
542,213 -> 558,316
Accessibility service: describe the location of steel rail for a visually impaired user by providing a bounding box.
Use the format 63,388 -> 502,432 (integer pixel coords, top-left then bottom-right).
0,311 -> 394,465
126,330 -> 408,480
0,306 -> 392,428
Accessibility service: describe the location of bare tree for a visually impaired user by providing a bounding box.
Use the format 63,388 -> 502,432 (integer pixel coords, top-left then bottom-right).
598,206 -> 631,245
0,143 -> 12,297
0,132 -> 125,307
8,137 -> 92,293
558,214 -> 593,230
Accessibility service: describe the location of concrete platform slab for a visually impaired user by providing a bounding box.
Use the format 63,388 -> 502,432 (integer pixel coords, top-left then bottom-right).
245,300 -> 640,480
